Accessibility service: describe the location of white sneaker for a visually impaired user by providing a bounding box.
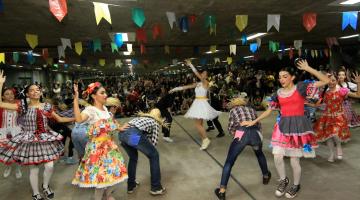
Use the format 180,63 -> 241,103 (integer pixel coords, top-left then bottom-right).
3,166 -> 11,178
200,138 -> 211,150
163,137 -> 174,143
15,167 -> 22,179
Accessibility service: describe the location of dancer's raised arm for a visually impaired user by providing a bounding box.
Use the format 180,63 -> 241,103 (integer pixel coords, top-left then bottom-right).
296,59 -> 330,88
0,70 -> 18,110
347,72 -> 360,98
169,83 -> 197,93
73,84 -> 89,123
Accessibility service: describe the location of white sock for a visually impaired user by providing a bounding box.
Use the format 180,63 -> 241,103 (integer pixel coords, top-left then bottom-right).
326,139 -> 335,159
290,157 -> 301,185
274,154 -> 286,180
29,166 -> 40,195
43,161 -> 54,188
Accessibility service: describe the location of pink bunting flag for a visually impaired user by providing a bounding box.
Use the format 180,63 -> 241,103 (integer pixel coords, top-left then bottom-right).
303,12 -> 317,32
49,0 -> 68,22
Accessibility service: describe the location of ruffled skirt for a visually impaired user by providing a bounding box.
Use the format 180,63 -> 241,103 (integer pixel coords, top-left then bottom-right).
314,113 -> 350,143
184,99 -> 221,120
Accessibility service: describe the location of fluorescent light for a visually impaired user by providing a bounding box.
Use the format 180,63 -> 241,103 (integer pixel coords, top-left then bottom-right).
73,64 -> 81,67
247,33 -> 267,40
340,0 -> 360,5
125,59 -> 132,62
278,47 -> 294,52
20,52 -> 41,57
59,60 -> 65,63
205,50 -> 220,54
18,65 -> 23,68
339,34 -> 359,39
123,51 -> 131,55
244,55 -> 254,59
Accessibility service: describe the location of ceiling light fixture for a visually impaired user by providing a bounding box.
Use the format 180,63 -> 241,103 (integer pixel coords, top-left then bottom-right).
340,0 -> 360,5
205,50 -> 220,54
59,60 -> 65,63
123,51 -> 131,55
339,34 -> 359,39
244,55 -> 254,59
247,33 -> 267,40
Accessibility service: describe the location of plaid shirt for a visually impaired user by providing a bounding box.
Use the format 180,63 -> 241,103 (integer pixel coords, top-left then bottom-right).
228,105 -> 260,134
128,117 -> 161,146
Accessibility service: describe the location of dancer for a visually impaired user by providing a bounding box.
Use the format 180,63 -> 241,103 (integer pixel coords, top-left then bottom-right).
71,99 -> 90,161
314,73 -> 360,162
72,83 -> 128,200
170,59 -> 221,150
206,83 -> 225,137
241,59 -> 330,198
155,87 -> 175,143
0,71 -> 75,200
0,86 -> 22,179
215,96 -> 271,200
338,69 -> 360,127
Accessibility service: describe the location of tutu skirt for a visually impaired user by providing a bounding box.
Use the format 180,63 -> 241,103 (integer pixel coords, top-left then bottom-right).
184,99 -> 221,120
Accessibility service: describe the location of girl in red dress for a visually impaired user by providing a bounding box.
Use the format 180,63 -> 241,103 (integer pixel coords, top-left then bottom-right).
241,60 -> 330,198
314,73 -> 360,162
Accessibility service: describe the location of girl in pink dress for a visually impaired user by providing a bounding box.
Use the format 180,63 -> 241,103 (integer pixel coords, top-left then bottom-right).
241,60 -> 330,198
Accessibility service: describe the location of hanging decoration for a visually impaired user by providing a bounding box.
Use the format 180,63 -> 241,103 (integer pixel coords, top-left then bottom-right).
42,48 -> 49,60
250,43 -> 258,53
0,0 -> 4,13
152,24 -> 162,40
49,0 -> 68,22
326,37 -> 339,47
164,45 -> 170,54
57,45 -> 65,58
303,12 -> 317,32
269,41 -> 279,53
114,33 -> 123,47
166,12 -> 176,29
93,2 -> 112,25
229,44 -> 236,55
324,49 -> 329,57
311,50 -> 315,58
61,38 -> 72,50
136,28 -> 147,43
99,59 -> 105,66
131,59 -> 138,65
235,15 -> 248,32
210,45 -> 217,53
226,57 -> 233,65
74,42 -> 83,55
342,11 -> 358,30
189,14 -> 197,25
27,51 -> 35,64
111,42 -> 118,53
294,40 -> 302,50
13,52 -> 19,63
132,8 -> 146,27
267,14 -> 280,32
179,16 -> 189,32
298,49 -> 302,57
241,34 -> 247,45
115,59 -> 122,67
289,47 -> 294,59
256,38 -> 262,49
93,38 -> 102,52
214,57 -> 220,64
140,44 -> 146,55
205,15 -> 216,35
127,44 -> 133,53
0,53 -> 5,64
25,34 -> 38,49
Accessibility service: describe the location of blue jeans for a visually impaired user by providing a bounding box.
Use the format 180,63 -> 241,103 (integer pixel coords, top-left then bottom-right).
220,127 -> 269,188
119,127 -> 162,191
71,123 -> 88,159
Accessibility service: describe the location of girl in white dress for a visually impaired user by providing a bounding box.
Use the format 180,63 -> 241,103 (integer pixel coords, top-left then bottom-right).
170,60 -> 221,150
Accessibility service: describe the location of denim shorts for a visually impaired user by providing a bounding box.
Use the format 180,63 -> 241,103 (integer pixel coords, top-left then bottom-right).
71,123 -> 89,158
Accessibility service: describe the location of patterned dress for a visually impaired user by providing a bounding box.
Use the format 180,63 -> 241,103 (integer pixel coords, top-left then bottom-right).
72,106 -> 127,188
314,87 -> 351,142
0,107 -> 22,143
340,82 -> 360,127
0,103 -> 64,165
269,82 -> 318,158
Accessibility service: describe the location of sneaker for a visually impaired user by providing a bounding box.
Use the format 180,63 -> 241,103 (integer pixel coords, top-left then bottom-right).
206,127 -> 215,132
214,188 -> 226,200
65,157 -> 78,165
163,137 -> 174,143
127,181 -> 140,194
59,156 -> 67,163
263,171 -> 271,185
285,184 -> 301,199
275,177 -> 289,197
200,138 -> 211,150
32,194 -> 44,200
3,166 -> 11,178
15,167 -> 22,179
216,132 -> 225,138
150,187 -> 166,195
42,184 -> 54,199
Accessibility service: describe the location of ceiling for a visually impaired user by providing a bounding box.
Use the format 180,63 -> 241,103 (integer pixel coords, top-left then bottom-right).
0,0 -> 359,74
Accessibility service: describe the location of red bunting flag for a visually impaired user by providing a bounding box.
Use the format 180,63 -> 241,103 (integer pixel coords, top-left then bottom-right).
49,0 -> 68,22
136,28 -> 147,43
189,14 -> 197,25
140,44 -> 146,55
42,48 -> 49,60
152,24 -> 162,40
303,12 -> 317,32
289,46 -> 294,60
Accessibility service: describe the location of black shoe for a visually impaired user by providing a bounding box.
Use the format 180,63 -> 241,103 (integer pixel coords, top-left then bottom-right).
275,177 -> 289,197
214,188 -> 226,200
32,194 -> 44,200
42,184 -> 54,199
206,127 -> 215,132
263,172 -> 271,185
216,132 -> 225,138
150,187 -> 166,195
285,184 -> 301,199
127,181 -> 140,194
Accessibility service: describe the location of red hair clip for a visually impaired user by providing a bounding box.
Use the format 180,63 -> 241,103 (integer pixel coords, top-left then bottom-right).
86,82 -> 101,95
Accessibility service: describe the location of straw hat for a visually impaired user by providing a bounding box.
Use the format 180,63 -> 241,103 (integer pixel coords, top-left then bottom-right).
78,99 -> 90,107
227,92 -> 248,108
138,108 -> 168,127
105,97 -> 121,107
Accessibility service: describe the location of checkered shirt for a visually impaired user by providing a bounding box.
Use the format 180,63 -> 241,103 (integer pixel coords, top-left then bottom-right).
128,117 -> 161,146
228,105 -> 260,134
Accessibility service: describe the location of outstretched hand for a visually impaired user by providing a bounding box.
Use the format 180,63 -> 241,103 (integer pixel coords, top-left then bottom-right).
73,84 -> 79,97
295,59 -> 310,71
0,70 -> 6,84
352,71 -> 360,83
184,59 -> 192,66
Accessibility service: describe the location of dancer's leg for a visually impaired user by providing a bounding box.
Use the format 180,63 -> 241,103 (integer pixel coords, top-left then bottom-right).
29,166 -> 40,195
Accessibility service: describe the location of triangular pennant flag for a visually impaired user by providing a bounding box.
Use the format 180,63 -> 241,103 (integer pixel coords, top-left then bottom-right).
114,33 -> 123,47
269,41 -> 279,53
315,50 -> 319,58
267,14 -> 280,32
294,40 -> 302,50
136,28 -> 147,43
214,57 -> 220,64
99,59 -> 105,66
47,58 -> 53,65
127,44 -> 133,52
311,50 -> 315,58
303,12 -> 317,32
140,44 -> 146,55
132,8 -> 146,27
42,48 -> 49,60
210,24 -> 217,35
342,11 -> 358,30
111,42 -> 118,53
93,39 -> 102,52
27,51 -> 35,64
115,59 -> 122,67
229,44 -> 236,55
226,57 -> 233,65
131,59 -> 138,65
74,42 -> 83,55
0,0 -> 4,13
86,40 -> 93,51
0,53 -> 5,64
26,34 -> 38,49
164,45 -> 170,54
13,52 -> 19,63
235,15 -> 248,32
256,38 -> 262,49
61,38 -> 72,49
278,53 -> 283,60
49,0 -> 68,22
166,12 -> 176,29
179,16 -> 189,32
152,24 -> 162,40
57,45 -> 65,58
250,43 -> 258,53
298,49 -> 302,57
326,37 -> 339,47
324,48 -> 329,57
205,15 -> 216,35
189,14 -> 197,25
93,2 -> 112,25
241,34 -> 247,45
210,45 -> 217,53
289,47 -> 294,60
319,50 -> 323,58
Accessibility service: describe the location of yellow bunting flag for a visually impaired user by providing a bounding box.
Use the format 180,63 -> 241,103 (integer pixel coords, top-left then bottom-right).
74,42 -> 83,55
93,2 -> 112,25
164,45 -> 170,54
26,34 -> 38,49
99,59 -> 106,66
0,53 -> 5,64
235,15 -> 248,32
227,57 -> 233,65
210,24 -> 217,35
210,45 -> 216,53
47,58 -> 53,65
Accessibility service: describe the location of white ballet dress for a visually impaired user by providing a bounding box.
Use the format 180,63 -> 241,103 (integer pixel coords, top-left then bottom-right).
184,82 -> 221,120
